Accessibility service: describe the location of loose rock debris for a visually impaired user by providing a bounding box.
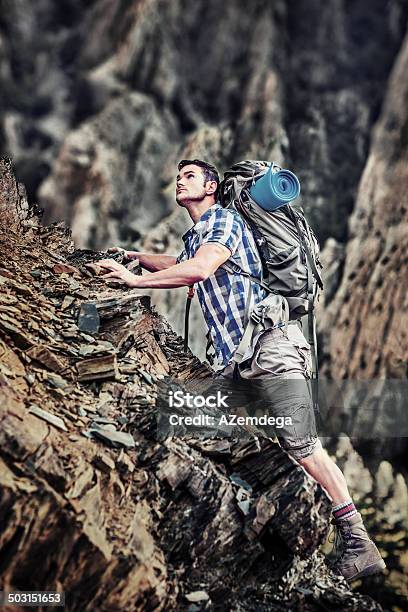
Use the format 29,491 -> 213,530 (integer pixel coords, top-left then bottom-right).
0,158 -> 384,611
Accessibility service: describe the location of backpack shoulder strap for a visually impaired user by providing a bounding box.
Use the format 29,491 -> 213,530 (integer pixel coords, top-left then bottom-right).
221,260 -> 276,294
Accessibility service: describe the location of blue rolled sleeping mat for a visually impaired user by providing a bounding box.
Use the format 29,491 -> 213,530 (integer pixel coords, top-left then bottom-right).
250,163 -> 300,211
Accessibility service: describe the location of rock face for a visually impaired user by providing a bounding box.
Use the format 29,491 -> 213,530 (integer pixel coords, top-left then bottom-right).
317,25 -> 408,470
1,0 -> 407,247
1,0 -> 408,368
0,159 -> 390,610
321,31 -> 408,381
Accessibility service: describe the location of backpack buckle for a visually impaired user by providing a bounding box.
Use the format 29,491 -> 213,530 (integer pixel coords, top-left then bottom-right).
250,295 -> 284,327
187,285 -> 195,299
250,304 -> 267,325
229,263 -> 242,274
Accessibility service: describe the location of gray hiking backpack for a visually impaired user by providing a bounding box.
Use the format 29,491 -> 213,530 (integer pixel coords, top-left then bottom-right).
219,160 -> 324,377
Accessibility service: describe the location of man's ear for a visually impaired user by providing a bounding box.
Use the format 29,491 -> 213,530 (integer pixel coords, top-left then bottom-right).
206,180 -> 218,196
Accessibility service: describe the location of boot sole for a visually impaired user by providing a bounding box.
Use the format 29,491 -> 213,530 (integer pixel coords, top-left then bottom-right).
348,559 -> 386,581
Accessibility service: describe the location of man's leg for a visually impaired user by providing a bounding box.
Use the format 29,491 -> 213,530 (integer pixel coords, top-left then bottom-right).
271,384 -> 386,581
288,443 -> 386,580
236,327 -> 386,581
296,444 -> 352,505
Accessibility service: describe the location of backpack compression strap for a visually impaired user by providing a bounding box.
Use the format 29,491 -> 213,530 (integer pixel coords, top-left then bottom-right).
305,218 -> 320,379
285,206 -> 323,291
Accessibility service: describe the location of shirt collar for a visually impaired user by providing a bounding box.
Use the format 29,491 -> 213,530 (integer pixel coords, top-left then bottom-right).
182,202 -> 222,242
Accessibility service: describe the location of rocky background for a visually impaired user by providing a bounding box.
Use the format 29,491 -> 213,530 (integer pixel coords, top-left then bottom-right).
0,0 -> 408,609
0,0 -> 407,368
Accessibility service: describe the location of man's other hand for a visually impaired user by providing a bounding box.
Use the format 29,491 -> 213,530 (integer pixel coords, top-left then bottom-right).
97,259 -> 139,287
107,246 -> 127,255
108,246 -> 142,260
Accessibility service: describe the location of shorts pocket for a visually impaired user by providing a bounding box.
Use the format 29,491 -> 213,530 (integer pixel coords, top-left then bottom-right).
291,343 -> 312,378
287,325 -> 312,378
237,330 -> 281,378
252,329 -> 288,377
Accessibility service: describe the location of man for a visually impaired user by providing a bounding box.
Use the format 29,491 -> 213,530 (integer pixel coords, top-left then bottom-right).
98,159 -> 385,581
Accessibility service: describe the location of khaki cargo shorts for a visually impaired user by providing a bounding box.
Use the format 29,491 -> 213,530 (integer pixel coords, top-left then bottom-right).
215,323 -> 322,461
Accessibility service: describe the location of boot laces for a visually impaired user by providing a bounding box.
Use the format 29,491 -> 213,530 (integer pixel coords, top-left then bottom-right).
331,524 -> 354,568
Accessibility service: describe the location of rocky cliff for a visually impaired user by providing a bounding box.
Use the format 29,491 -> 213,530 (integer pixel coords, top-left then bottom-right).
1,1 -> 408,605
2,0 -> 407,366
1,0 -> 407,246
317,22 -> 408,473
321,27 -> 408,381
2,157 -> 401,611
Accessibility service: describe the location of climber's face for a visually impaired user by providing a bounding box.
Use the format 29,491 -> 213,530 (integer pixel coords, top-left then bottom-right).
175,164 -> 209,205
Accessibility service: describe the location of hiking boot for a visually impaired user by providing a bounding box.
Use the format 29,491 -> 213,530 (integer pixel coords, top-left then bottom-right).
329,512 -> 386,581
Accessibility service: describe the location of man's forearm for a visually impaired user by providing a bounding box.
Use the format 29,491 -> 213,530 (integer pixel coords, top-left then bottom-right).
99,243 -> 229,288
130,259 -> 207,289
129,252 -> 177,272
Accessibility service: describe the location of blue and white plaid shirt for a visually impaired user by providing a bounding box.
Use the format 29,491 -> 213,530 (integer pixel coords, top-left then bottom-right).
177,202 -> 267,369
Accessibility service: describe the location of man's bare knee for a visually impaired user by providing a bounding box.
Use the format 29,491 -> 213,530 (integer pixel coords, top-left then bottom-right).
282,437 -> 323,464
297,447 -> 324,467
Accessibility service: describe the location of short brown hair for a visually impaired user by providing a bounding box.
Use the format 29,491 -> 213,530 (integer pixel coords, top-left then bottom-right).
178,159 -> 220,199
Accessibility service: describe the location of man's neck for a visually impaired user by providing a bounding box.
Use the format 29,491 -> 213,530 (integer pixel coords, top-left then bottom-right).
186,197 -> 217,224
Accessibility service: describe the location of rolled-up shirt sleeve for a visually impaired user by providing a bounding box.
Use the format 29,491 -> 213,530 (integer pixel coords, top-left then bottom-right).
200,209 -> 243,255
176,248 -> 188,264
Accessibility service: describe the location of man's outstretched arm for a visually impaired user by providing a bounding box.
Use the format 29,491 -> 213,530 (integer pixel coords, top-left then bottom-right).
131,252 -> 178,272
97,243 -> 231,288
108,247 -> 177,271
